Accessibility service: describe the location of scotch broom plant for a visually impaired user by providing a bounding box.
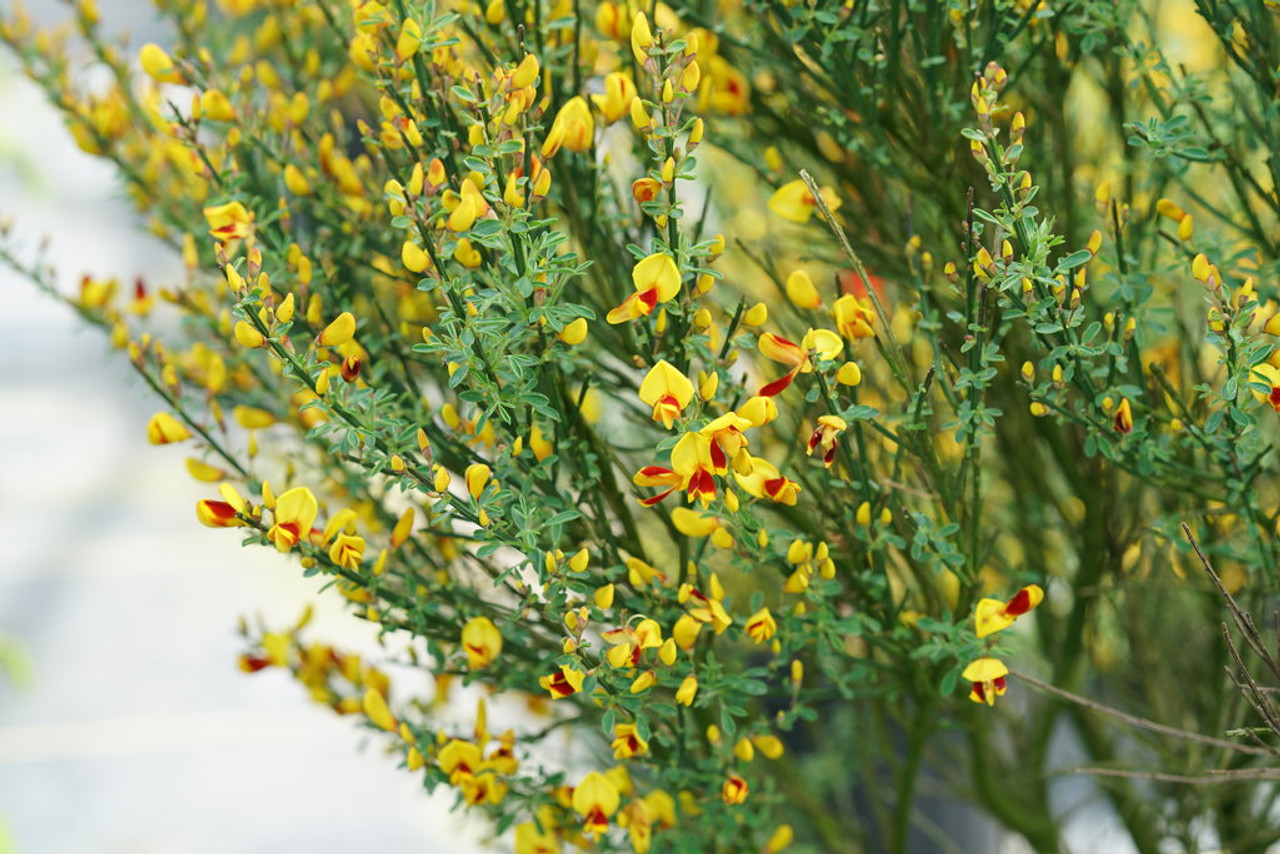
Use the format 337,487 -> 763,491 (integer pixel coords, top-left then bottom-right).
6,0 -> 1280,851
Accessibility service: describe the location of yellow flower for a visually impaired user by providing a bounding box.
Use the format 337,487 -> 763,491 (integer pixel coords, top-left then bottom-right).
558,317 -> 588,345
607,253 -> 682,324
511,53 -> 540,89
146,412 -> 191,445
756,328 -> 843,396
785,270 -> 822,309
611,723 -> 649,758
318,312 -> 356,347
437,738 -> 483,784
202,201 -> 253,241
639,360 -> 695,429
139,43 -> 183,84
573,770 -> 621,839
266,486 -> 318,552
539,664 -> 586,698
767,179 -> 841,223
362,686 -> 397,731
745,607 -> 777,644
974,584 -> 1044,638
542,96 -> 594,157
514,821 -> 561,854
630,11 -> 653,64
963,656 -> 1009,706
329,533 -> 365,569
592,72 -> 637,123
806,415 -> 848,468
195,499 -> 241,528
461,616 -> 503,668
675,674 -> 698,705
1251,362 -> 1280,411
832,294 -> 876,339
721,773 -> 749,804
465,463 -> 492,500
1113,396 -> 1133,434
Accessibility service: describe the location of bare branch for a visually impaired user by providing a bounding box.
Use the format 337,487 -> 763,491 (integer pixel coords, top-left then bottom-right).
1012,669 -> 1279,758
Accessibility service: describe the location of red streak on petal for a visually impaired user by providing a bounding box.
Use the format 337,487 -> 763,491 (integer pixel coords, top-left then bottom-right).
1004,588 -> 1033,617
204,500 -> 237,522
760,369 -> 798,397
638,288 -> 659,312
1269,387 -> 1280,411
687,469 -> 716,501
710,440 -> 727,472
640,486 -> 678,506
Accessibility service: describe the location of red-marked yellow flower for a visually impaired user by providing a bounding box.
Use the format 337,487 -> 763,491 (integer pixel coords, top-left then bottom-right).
721,773 -> 749,804
461,616 -> 503,668
266,486 -> 318,552
975,585 -> 1044,638
632,177 -> 662,205
634,432 -> 718,506
611,723 -> 649,758
195,499 -> 241,528
329,533 -> 365,569
633,464 -> 685,506
602,618 -> 663,668
1113,397 -> 1133,434
705,56 -> 751,115
701,412 -> 752,473
573,770 -> 621,839
671,432 -> 718,506
757,328 -> 843,396
540,664 -> 586,698
734,457 -> 801,506
767,179 -> 841,223
683,585 -> 733,634
832,294 -> 876,340
203,201 -> 253,241
963,656 -> 1009,706
607,253 -> 682,324
807,415 -> 847,467
745,607 -> 777,644
146,412 -> 191,445
1251,362 -> 1280,411
438,739 -> 484,784
639,360 -> 694,429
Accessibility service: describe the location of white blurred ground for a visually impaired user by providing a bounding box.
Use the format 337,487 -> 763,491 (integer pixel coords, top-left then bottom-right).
0,5 -> 485,853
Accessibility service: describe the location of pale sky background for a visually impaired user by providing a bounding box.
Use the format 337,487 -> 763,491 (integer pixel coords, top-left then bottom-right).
0,3 -> 485,852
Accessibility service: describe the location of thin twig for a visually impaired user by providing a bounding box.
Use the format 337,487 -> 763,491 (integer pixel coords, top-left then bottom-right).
1183,522 -> 1280,675
1012,668 -> 1279,757
1072,766 -> 1280,785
